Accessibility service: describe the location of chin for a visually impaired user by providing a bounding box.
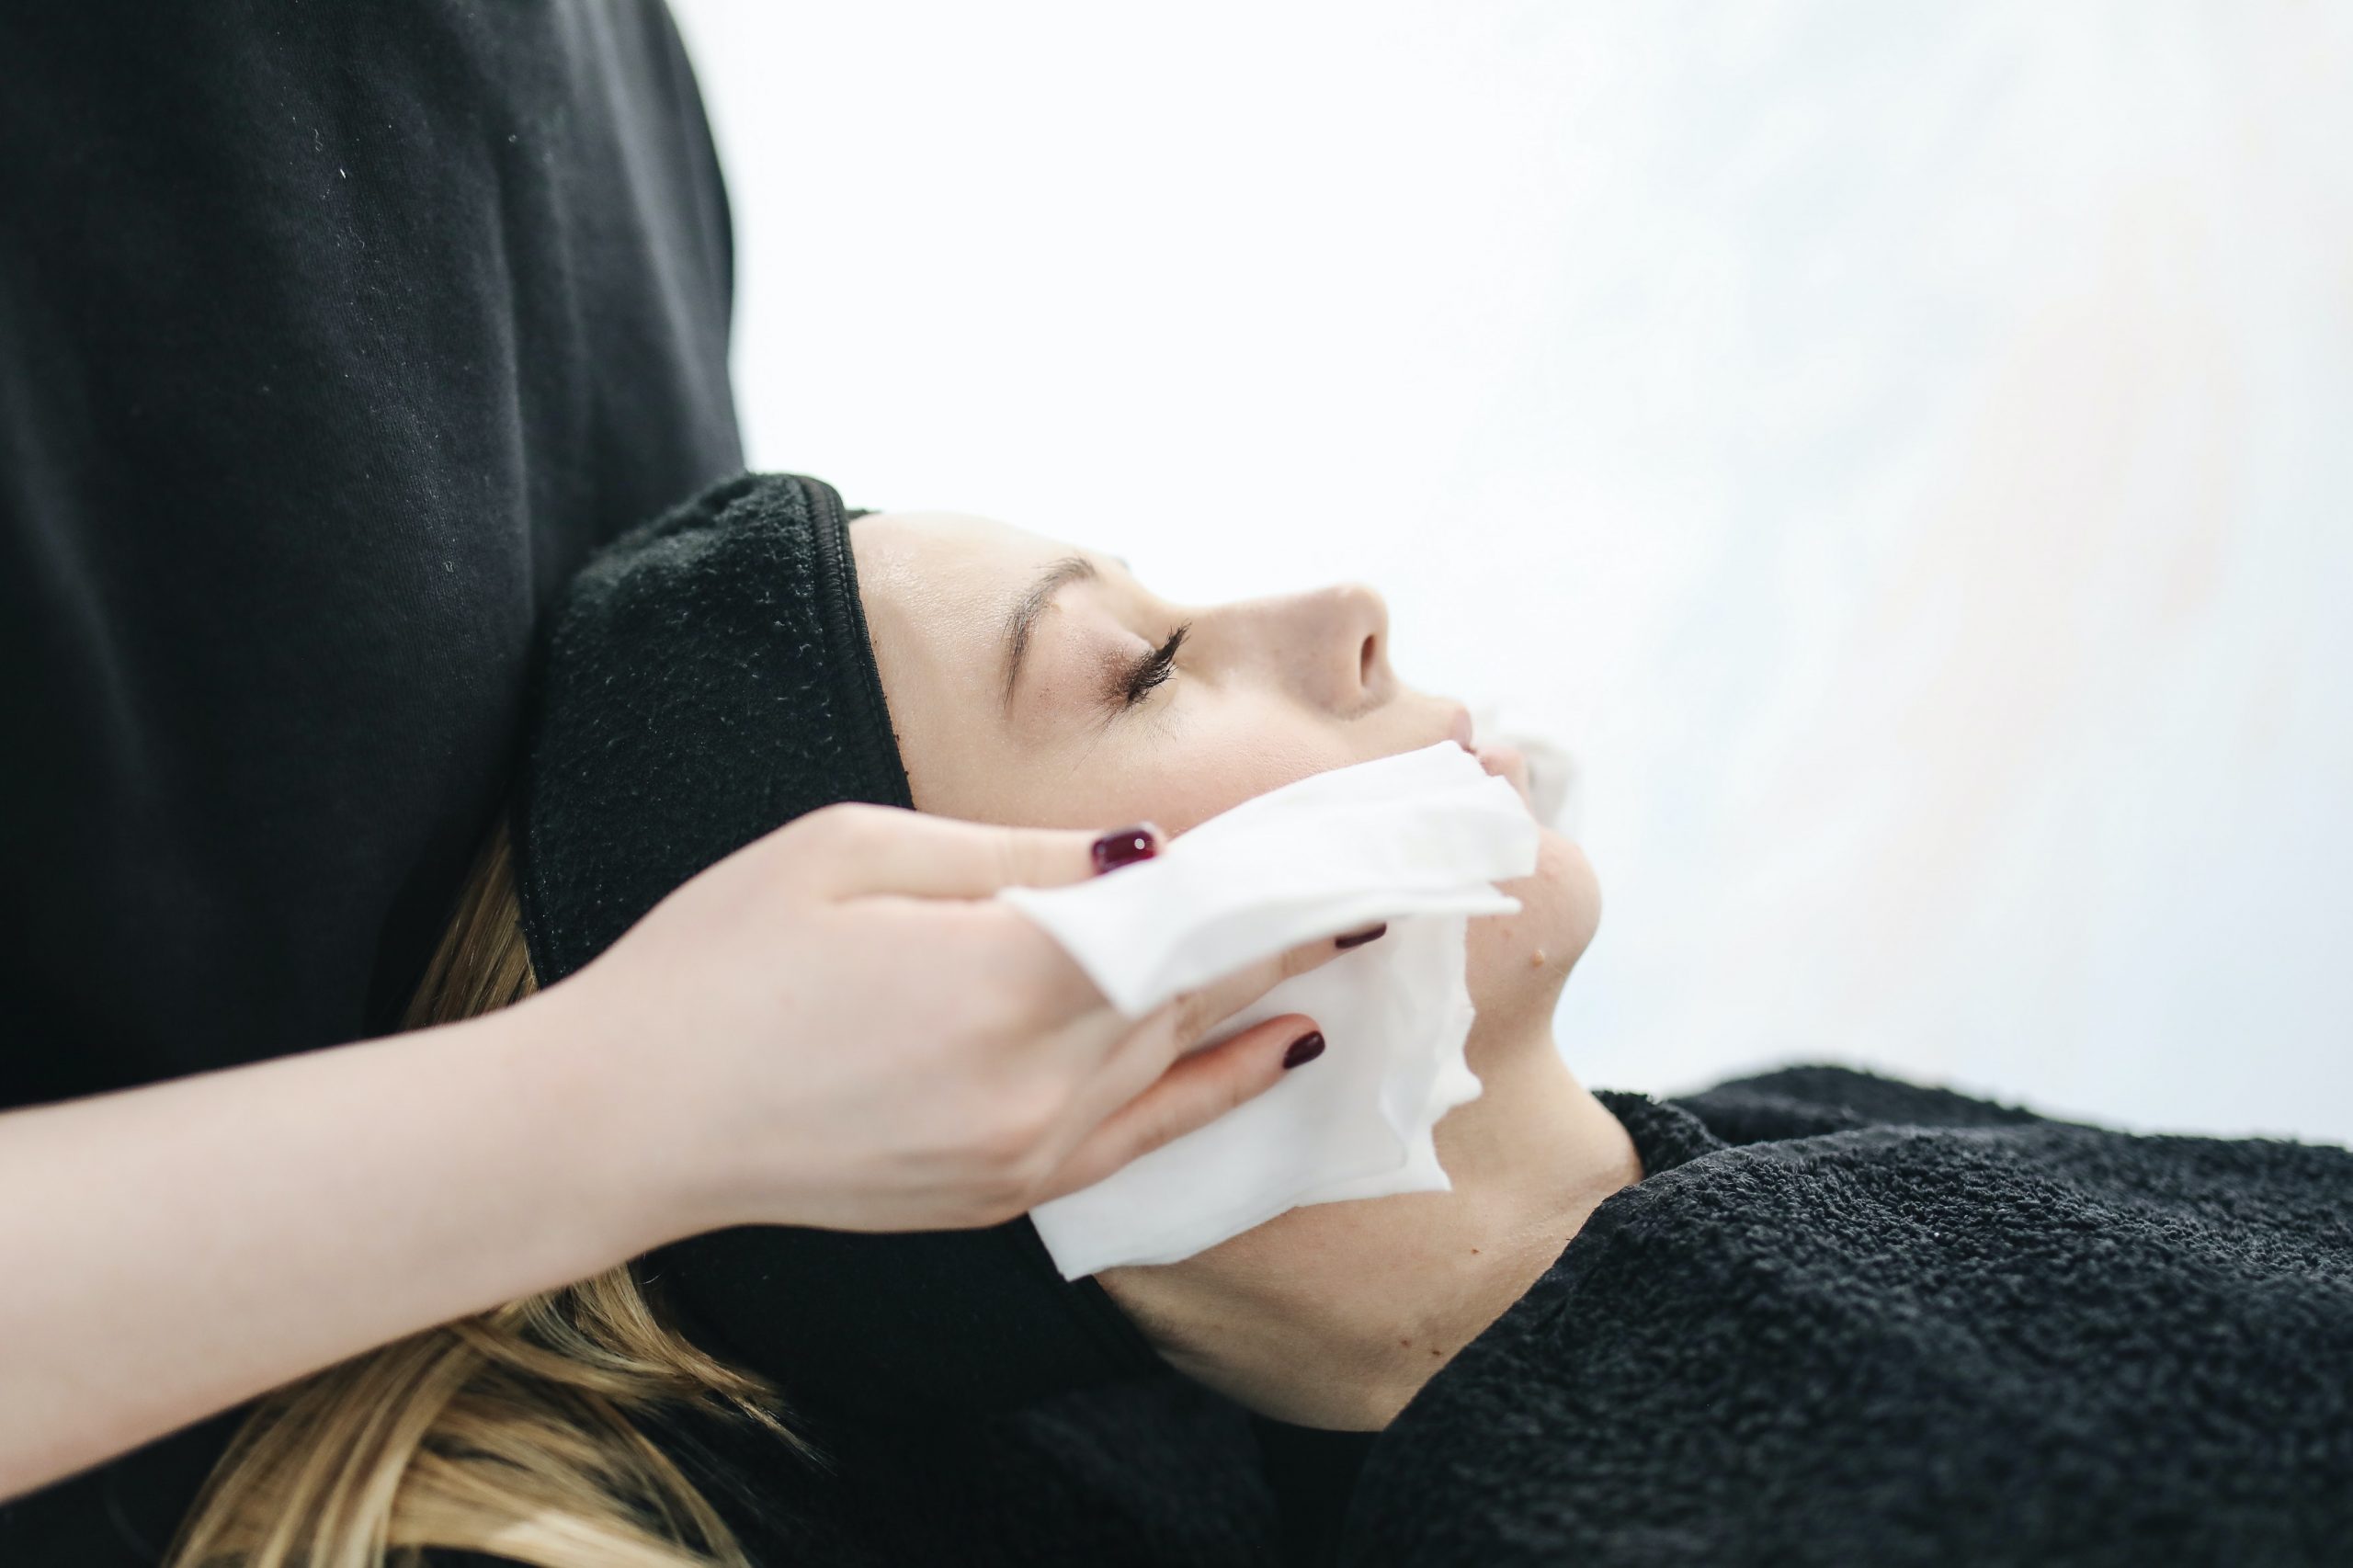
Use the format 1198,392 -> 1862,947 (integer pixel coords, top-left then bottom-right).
1465,827 -> 1599,1032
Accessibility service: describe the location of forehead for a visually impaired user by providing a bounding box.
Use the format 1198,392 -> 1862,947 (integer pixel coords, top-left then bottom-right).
850,511 -> 1106,708
851,510 -> 1083,618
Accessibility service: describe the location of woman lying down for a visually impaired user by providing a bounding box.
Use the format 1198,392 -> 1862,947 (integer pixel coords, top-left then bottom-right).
174,474 -> 2353,1568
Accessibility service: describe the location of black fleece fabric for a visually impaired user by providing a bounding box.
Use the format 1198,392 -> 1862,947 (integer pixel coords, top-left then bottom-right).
1341,1067 -> 2353,1567
513,471 -> 1163,1421
514,472 -> 914,978
438,1065 -> 2352,1568
0,6 -> 737,1561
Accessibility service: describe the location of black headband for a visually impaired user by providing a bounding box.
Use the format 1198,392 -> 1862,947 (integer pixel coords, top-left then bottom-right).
513,472 -> 1158,1420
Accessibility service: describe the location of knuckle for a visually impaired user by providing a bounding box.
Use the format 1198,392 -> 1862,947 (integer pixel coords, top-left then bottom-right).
1008,1143 -> 1061,1205
973,1083 -> 1066,1173
967,987 -> 1035,1051
959,915 -> 1063,1031
981,903 -> 1051,971
988,824 -> 1030,891
1168,988 -> 1217,1047
1216,1062 -> 1259,1118
1132,1100 -> 1188,1161
961,1166 -> 1034,1224
996,913 -> 1094,1018
791,801 -> 883,856
966,1148 -> 1057,1221
955,1172 -> 1030,1224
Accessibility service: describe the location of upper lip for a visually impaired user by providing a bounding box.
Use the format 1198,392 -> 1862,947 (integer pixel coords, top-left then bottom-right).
1446,704 -> 1475,751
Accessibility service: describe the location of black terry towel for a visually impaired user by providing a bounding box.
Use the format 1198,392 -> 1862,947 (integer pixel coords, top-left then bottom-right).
1337,1066 -> 2353,1567
446,1065 -> 2352,1568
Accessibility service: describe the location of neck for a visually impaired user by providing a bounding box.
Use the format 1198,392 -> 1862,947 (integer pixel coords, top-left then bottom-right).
1104,1017 -> 1643,1431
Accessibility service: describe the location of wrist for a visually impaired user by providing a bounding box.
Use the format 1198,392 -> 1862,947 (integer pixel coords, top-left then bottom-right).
460,978 -> 694,1265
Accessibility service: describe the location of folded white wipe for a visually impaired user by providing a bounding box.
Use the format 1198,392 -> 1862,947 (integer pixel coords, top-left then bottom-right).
999,742 -> 1541,1279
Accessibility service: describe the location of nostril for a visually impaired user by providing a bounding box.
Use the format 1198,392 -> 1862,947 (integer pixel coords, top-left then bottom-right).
1358,632 -> 1378,686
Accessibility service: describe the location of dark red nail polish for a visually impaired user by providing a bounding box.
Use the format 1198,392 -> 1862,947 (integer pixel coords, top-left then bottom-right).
1335,924 -> 1388,950
1090,825 -> 1158,874
1281,1030 -> 1326,1070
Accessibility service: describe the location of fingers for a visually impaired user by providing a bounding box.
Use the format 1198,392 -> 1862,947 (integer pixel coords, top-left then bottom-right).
775,804 -> 1162,902
1154,926 -> 1359,1061
1035,1014 -> 1326,1203
1068,921 -> 1373,1123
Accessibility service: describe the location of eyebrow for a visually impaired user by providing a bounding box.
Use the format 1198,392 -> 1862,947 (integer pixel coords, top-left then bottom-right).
1001,555 -> 1097,710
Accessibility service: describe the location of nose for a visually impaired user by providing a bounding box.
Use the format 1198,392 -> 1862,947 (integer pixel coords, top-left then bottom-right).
1197,582 -> 1395,713
1302,582 -> 1392,709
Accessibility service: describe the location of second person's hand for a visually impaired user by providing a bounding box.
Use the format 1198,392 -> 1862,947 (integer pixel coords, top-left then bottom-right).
536,803 -> 1347,1243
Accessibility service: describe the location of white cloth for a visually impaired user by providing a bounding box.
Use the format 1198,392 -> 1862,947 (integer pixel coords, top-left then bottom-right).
1000,742 -> 1540,1278
1469,705 -> 1581,833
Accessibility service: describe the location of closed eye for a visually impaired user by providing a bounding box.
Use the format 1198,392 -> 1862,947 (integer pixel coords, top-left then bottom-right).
1119,624 -> 1189,708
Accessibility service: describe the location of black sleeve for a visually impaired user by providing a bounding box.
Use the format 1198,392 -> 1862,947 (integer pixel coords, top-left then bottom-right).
0,4 -> 740,1561
0,0 -> 739,1101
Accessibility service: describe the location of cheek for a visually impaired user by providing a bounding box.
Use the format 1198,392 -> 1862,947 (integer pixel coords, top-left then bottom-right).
1101,694 -> 1358,833
1086,743 -> 1336,835
926,692 -> 1357,836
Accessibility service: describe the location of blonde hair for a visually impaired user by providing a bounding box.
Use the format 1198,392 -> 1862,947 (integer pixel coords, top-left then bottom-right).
169,828 -> 808,1568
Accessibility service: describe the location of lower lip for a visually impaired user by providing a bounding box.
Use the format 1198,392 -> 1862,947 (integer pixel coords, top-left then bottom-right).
1474,740 -> 1530,799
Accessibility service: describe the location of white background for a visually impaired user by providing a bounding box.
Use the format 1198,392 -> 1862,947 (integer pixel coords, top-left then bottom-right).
668,1 -> 2353,1144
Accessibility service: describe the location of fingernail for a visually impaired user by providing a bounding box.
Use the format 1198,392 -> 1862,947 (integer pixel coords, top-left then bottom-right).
1281,1030 -> 1326,1070
1090,824 -> 1159,874
1335,924 -> 1388,950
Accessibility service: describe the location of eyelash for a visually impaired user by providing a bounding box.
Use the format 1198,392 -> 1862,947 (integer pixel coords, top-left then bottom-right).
1120,624 -> 1190,708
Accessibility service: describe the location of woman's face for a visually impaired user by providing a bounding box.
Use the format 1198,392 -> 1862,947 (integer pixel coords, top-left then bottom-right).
861,509 -> 1608,1417
853,509 -> 1600,1048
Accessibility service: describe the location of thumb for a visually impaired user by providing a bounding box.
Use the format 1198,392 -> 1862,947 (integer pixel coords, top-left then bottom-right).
785,804 -> 1164,901
1034,1014 -> 1326,1204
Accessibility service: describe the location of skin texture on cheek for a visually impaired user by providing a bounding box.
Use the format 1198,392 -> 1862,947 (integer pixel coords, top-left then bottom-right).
923,688 -> 1353,837
1026,732 -> 1351,838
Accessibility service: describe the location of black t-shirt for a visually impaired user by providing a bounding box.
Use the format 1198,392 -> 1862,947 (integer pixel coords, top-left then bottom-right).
0,3 -> 740,1559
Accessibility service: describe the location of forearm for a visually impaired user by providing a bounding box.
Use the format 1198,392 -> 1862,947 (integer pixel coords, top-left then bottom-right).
0,984 -> 657,1501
